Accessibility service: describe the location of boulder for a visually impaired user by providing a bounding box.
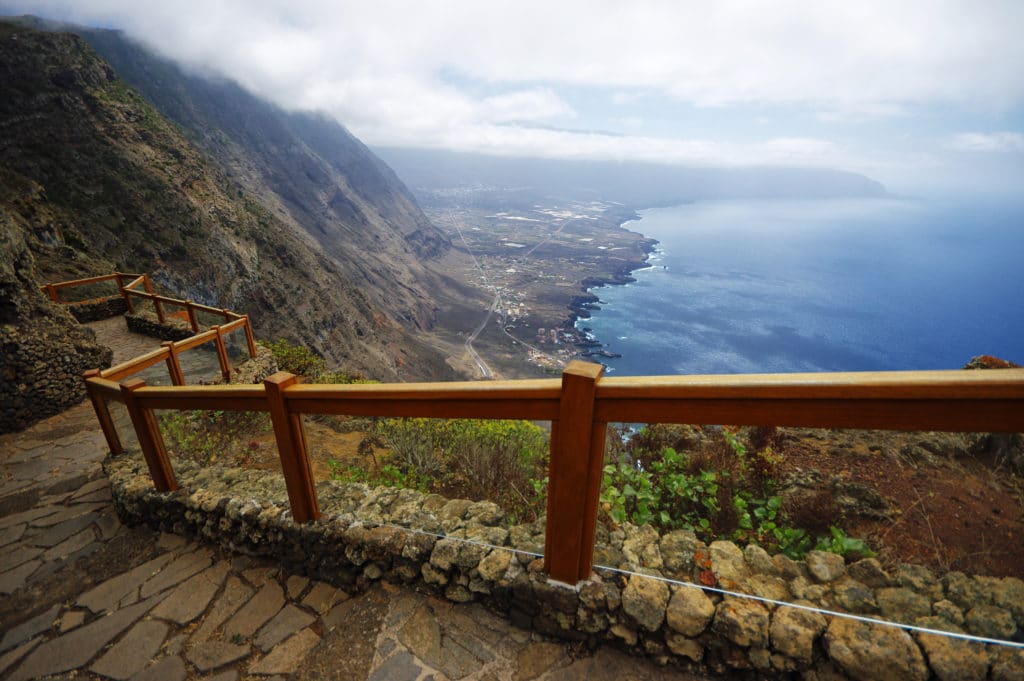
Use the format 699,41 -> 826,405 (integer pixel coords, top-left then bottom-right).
825,618 -> 928,681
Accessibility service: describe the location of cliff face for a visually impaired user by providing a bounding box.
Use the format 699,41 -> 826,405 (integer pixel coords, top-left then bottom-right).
0,192 -> 112,433
77,27 -> 450,331
0,21 -> 455,381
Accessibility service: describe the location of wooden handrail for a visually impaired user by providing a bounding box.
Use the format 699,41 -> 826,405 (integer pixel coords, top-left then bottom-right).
100,347 -> 171,381
45,272 -> 258,386
173,328 -> 219,353
84,363 -> 1024,585
44,273 -> 130,289
595,369 -> 1024,399
124,289 -> 235,319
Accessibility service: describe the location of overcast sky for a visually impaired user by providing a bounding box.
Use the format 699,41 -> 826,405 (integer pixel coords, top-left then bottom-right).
5,1 -> 1024,196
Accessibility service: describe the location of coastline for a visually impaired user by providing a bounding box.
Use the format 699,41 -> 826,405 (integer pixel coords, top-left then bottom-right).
562,212 -> 659,358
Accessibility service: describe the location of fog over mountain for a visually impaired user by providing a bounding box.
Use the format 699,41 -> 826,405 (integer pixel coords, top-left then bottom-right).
375,147 -> 888,207
1,1 -> 1020,197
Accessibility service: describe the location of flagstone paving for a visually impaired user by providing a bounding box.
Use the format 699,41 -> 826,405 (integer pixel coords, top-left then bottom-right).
0,317 -> 715,680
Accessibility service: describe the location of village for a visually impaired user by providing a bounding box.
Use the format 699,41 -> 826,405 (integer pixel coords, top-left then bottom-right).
421,197 -> 653,377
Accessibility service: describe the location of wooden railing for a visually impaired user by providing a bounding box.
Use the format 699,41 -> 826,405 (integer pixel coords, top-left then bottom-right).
43,271 -> 250,333
46,272 -> 259,387
82,351 -> 1024,584
42,271 -> 143,305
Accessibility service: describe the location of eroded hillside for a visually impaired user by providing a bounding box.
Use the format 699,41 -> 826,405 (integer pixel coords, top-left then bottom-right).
0,21 -> 459,381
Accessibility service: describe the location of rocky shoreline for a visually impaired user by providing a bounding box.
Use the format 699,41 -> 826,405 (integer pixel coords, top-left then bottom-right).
562,217 -> 658,361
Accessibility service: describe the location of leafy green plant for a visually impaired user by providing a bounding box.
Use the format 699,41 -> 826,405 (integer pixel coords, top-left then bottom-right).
329,460 -> 431,492
601,447 -> 721,535
601,425 -> 872,560
816,526 -> 875,560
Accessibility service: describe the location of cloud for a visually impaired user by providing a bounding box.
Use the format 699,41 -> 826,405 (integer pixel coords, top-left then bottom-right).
948,132 -> 1024,153
4,0 -> 1023,183
481,89 -> 575,123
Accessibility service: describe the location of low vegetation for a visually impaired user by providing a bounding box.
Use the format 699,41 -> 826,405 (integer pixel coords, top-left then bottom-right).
159,409 -> 271,467
258,338 -> 378,384
162,338 -> 872,559
330,418 -> 549,522
600,424 -> 872,560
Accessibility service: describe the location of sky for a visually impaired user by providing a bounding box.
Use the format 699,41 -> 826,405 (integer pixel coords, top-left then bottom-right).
5,0 -> 1024,197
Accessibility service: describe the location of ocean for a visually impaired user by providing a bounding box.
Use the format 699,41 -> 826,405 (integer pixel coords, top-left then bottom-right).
577,197 -> 1024,376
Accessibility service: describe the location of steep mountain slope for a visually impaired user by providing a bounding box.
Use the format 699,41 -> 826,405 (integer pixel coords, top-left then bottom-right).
76,27 -> 450,332
0,22 -> 454,381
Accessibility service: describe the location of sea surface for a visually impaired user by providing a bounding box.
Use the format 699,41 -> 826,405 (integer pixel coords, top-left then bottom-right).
578,197 -> 1024,375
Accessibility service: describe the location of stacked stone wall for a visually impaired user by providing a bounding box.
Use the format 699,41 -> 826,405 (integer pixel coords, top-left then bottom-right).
124,310 -> 195,341
66,295 -> 128,322
105,455 -> 1024,679
0,205 -> 114,433
0,322 -> 112,432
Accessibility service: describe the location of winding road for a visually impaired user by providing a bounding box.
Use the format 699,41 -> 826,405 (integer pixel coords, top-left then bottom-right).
447,209 -> 577,379
447,211 -> 496,379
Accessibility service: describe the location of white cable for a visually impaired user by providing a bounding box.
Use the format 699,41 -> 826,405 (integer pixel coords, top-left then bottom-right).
593,563 -> 1024,650
353,517 -> 1024,650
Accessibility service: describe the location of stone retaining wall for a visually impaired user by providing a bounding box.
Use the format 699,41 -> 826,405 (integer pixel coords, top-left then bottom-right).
66,295 -> 128,322
104,455 -> 1024,680
124,310 -> 195,341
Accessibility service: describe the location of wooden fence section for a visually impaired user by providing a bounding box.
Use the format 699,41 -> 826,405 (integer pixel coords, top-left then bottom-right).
44,271 -> 247,333
83,357 -> 1024,585
45,272 -> 258,390
41,272 -> 144,304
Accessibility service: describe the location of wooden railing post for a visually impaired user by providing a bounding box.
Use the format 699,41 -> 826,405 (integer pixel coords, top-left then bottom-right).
185,301 -> 200,332
213,325 -> 232,381
242,314 -> 258,358
44,284 -> 59,303
264,372 -> 320,523
144,274 -> 165,323
120,378 -> 177,492
162,341 -> 185,386
115,272 -> 135,314
83,369 -> 122,456
544,360 -> 605,584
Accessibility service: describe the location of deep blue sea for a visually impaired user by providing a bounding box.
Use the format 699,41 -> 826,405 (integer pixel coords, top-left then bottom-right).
577,198 -> 1024,375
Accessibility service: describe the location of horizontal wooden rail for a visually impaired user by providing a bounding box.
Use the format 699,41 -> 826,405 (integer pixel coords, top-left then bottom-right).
124,289 -> 236,323
173,328 -> 219,353
46,272 -> 128,289
286,380 -> 561,420
130,384 -> 269,412
100,347 -> 170,381
220,316 -> 249,333
594,369 -> 1024,432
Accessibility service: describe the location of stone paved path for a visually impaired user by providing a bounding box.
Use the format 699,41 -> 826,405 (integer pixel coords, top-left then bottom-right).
0,317 -> 715,680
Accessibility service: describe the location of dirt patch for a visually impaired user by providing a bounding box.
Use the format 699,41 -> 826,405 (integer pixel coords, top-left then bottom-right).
777,428 -> 1024,577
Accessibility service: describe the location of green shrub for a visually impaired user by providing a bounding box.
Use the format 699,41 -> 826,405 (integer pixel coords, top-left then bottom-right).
329,417 -> 549,520
259,338 -> 326,377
